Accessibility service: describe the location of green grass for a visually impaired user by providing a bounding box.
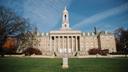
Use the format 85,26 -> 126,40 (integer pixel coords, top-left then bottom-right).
0,57 -> 128,72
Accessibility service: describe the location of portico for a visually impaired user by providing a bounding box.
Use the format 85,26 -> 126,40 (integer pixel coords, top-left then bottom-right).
49,31 -> 81,57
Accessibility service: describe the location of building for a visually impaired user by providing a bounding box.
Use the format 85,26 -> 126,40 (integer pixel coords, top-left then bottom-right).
3,36 -> 17,49
36,7 -> 116,57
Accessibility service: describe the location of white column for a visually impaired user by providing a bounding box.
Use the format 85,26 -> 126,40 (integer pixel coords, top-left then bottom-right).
67,36 -> 69,53
69,37 -> 71,52
54,36 -> 55,52
78,36 -> 80,51
58,36 -> 60,52
57,36 -> 58,51
44,38 -> 46,50
66,37 -> 67,49
71,36 -> 73,52
49,36 -> 52,52
76,36 -> 78,52
55,36 -> 57,52
62,36 -> 64,52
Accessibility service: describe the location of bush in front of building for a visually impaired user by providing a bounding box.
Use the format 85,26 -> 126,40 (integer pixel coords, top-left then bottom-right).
88,48 -> 109,56
88,48 -> 100,55
110,48 -> 128,55
99,49 -> 109,56
23,47 -> 42,56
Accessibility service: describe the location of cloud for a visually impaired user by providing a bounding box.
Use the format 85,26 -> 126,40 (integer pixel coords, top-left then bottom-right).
0,0 -> 72,32
73,2 -> 128,29
22,0 -> 72,32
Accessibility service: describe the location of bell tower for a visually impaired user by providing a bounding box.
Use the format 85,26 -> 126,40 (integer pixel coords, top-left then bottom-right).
62,6 -> 70,29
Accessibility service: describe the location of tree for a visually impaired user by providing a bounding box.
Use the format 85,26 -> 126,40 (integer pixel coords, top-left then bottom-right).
114,27 -> 128,56
0,6 -> 30,57
17,28 -> 40,53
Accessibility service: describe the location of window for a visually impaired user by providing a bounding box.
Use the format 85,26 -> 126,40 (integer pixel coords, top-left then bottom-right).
65,15 -> 66,20
65,24 -> 67,27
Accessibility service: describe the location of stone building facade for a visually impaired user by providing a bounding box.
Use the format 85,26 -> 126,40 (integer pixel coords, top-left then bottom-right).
36,7 -> 116,57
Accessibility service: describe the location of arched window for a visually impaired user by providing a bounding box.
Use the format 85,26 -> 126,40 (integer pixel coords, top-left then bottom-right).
65,24 -> 67,27
64,15 -> 66,20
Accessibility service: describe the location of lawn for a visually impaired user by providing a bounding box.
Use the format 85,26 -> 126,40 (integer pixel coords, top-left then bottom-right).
0,57 -> 128,72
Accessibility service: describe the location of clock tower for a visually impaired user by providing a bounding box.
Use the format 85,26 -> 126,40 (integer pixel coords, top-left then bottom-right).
61,6 -> 70,30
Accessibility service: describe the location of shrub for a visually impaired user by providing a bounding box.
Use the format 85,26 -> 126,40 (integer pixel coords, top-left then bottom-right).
88,48 -> 109,55
99,49 -> 109,56
23,47 -> 42,56
88,48 -> 100,55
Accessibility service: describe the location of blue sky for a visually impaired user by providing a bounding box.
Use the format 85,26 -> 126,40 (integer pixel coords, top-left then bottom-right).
0,0 -> 128,32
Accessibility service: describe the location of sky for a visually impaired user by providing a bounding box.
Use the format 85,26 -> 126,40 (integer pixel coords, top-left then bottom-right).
0,0 -> 128,32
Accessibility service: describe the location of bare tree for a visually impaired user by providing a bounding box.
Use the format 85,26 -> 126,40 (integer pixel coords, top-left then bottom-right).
17,28 -> 40,53
0,6 -> 30,57
114,27 -> 128,56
